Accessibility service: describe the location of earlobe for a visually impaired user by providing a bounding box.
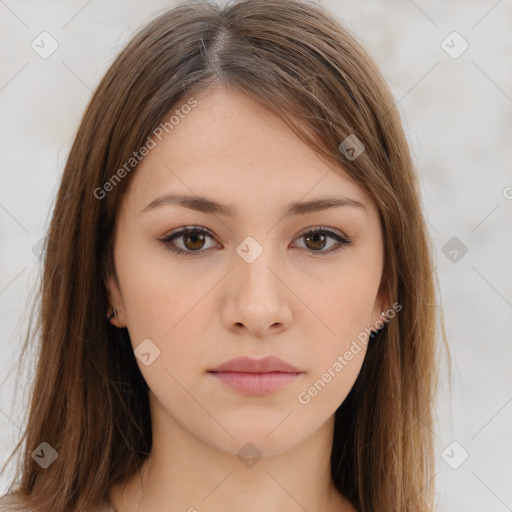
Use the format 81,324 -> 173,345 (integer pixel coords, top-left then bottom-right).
107,306 -> 118,325
106,273 -> 126,328
371,290 -> 391,334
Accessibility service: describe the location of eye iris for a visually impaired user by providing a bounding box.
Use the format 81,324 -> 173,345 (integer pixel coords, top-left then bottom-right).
184,232 -> 206,250
304,232 -> 326,251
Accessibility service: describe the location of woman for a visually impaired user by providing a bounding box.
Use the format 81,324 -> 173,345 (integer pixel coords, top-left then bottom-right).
0,0 -> 446,510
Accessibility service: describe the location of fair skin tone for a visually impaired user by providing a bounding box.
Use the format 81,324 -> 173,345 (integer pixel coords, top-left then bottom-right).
106,85 -> 388,512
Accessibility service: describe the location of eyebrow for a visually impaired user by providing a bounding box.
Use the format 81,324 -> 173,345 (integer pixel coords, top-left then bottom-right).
140,193 -> 366,217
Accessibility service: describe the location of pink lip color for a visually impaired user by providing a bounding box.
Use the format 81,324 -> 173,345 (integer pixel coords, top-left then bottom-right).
210,371 -> 301,395
207,356 -> 303,395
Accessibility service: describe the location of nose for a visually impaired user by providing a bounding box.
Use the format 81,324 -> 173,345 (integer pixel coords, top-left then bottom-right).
221,244 -> 293,337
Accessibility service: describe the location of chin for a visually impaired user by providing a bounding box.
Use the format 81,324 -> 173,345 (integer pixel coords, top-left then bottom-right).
197,417 -> 315,459
212,433 -> 303,460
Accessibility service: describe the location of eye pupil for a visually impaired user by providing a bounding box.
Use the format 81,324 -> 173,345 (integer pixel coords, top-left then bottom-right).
304,233 -> 326,250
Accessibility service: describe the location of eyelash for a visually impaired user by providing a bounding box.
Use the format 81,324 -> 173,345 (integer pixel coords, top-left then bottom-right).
158,225 -> 352,258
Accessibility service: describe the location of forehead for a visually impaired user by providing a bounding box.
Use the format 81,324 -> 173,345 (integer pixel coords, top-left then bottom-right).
121,86 -> 374,218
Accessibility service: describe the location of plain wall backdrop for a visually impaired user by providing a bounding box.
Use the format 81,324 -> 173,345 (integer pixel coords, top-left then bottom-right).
1,1 -> 511,511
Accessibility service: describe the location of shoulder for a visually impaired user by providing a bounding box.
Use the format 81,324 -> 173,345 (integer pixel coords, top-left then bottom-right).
0,493 -> 111,512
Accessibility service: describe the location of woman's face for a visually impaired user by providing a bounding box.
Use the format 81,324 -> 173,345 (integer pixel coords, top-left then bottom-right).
107,86 -> 388,457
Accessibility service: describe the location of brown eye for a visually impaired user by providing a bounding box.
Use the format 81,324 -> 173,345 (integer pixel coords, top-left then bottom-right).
182,231 -> 207,250
159,226 -> 218,257
294,227 -> 352,254
303,231 -> 327,251
159,226 -> 352,258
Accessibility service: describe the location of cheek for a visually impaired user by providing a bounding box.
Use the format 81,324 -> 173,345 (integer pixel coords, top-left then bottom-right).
113,251 -> 171,372
116,238 -> 214,374
117,232 -> 186,324
295,266 -> 379,404
117,253 -> 208,416
296,310 -> 369,415
296,349 -> 366,417
306,262 -> 380,341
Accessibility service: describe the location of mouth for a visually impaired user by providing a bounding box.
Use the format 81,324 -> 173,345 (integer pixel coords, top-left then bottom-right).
207,356 -> 304,395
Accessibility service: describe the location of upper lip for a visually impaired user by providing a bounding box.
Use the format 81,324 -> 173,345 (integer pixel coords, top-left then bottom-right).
208,356 -> 302,373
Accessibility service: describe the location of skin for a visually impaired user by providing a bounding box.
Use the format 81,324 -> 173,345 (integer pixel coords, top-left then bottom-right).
106,85 -> 389,512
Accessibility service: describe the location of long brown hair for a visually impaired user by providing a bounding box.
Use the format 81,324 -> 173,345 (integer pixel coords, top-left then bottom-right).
1,0 -> 447,510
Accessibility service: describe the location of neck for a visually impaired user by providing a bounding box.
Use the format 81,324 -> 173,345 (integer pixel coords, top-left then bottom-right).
109,392 -> 356,512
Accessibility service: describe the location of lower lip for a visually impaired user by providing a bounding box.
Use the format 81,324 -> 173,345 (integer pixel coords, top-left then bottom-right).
208,371 -> 302,395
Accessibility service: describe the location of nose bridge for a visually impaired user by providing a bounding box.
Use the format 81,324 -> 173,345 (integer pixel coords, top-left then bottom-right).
235,234 -> 281,297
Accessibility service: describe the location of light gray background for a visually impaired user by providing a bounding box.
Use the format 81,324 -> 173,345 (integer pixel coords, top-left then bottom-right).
1,1 -> 511,510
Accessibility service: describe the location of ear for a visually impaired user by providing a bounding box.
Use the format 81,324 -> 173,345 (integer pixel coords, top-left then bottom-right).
370,287 -> 390,332
106,272 -> 127,328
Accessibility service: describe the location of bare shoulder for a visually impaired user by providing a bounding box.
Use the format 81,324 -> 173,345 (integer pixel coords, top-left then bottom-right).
0,494 -> 111,512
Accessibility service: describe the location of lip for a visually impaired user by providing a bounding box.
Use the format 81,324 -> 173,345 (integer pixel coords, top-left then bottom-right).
207,356 -> 304,395
208,356 -> 302,373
